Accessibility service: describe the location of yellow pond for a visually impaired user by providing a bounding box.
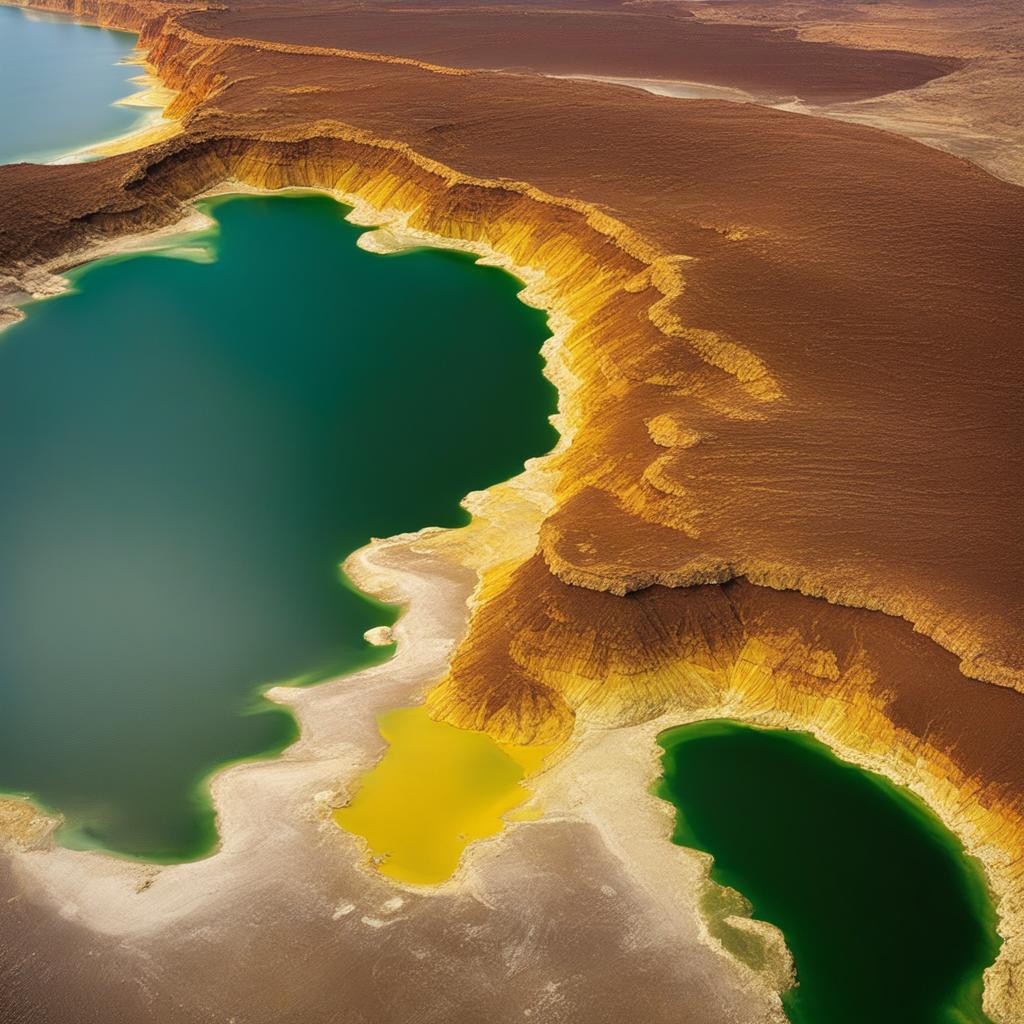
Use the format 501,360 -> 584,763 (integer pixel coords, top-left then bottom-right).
335,705 -> 552,885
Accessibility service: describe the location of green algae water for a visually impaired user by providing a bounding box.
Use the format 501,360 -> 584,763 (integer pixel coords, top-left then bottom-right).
0,6 -> 146,164
656,721 -> 1000,1024
0,192 -> 557,859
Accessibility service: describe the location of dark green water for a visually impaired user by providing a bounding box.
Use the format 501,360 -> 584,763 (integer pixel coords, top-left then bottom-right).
0,6 -> 145,164
656,721 -> 1000,1024
0,192 -> 556,860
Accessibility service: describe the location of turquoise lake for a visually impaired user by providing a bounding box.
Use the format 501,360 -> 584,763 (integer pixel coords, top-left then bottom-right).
0,192 -> 557,859
0,5 -> 145,164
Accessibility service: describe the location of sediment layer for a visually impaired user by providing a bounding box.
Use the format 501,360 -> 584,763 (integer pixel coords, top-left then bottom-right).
1,0 -> 1022,1019
175,0 -> 963,104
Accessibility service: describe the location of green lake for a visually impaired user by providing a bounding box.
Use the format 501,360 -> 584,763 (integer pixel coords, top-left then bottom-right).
0,5 -> 146,164
656,720 -> 1000,1024
0,192 -> 557,859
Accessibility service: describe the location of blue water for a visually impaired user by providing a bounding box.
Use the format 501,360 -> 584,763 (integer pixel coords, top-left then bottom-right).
0,5 -> 145,163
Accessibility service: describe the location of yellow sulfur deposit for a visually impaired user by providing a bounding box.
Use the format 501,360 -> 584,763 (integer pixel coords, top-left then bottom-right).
334,705 -> 552,885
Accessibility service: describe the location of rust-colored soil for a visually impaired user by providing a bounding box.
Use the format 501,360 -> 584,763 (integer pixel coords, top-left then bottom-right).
180,0 -> 962,103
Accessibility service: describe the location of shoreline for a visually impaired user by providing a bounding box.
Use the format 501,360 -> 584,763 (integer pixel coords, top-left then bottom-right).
1,5 -> 181,166
0,179 -> 562,865
0,207 -> 215,329
0,179 -> 789,1012
0,527 -> 792,1023
1,528 -> 478,924
535,698 -> 1014,1021
658,719 -> 1001,1020
0,525 -> 785,1024
2,0 -> 1019,693
53,60 -> 182,164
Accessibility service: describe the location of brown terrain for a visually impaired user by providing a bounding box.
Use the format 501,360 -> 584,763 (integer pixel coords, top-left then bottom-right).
180,0 -> 963,102
677,0 -> 1024,183
0,0 -> 1022,1020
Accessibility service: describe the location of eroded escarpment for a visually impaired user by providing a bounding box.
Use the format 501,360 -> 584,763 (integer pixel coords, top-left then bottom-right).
5,0 -> 1022,697
430,553 -> 1024,1019
1,1 -> 1022,1018
6,0 -> 205,35
0,533 -> 787,1024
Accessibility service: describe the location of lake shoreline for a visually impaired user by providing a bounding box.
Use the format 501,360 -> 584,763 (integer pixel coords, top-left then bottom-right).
0,5 -> 179,166
56,59 -> 181,163
658,720 -> 1000,1023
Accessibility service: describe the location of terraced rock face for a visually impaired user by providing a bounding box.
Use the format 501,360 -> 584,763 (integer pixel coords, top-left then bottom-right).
0,1 -> 1022,1021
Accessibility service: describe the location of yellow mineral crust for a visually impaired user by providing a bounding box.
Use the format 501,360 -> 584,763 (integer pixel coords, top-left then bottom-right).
0,796 -> 60,851
333,705 -> 552,887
